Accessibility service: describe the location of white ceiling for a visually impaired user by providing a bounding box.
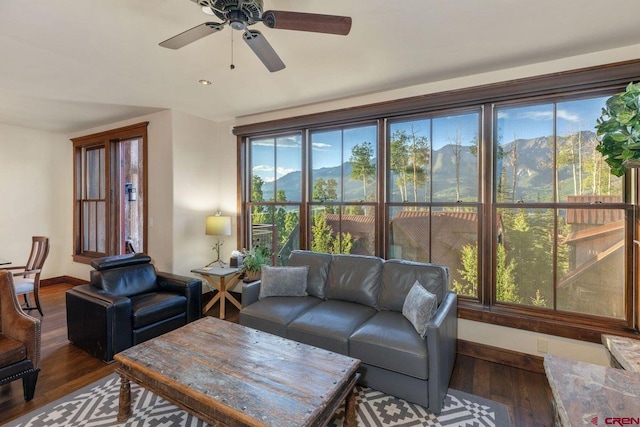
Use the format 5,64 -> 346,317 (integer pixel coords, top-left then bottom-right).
1,0 -> 640,134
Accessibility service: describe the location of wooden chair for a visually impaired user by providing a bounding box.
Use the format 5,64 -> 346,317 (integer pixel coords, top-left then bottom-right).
0,270 -> 41,401
6,236 -> 50,316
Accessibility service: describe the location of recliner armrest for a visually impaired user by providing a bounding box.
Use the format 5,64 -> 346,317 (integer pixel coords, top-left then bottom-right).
241,281 -> 261,307
425,291 -> 458,414
67,284 -> 130,306
65,285 -> 133,362
157,272 -> 202,323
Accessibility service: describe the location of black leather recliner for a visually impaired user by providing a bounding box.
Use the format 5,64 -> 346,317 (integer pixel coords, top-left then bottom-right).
66,254 -> 202,362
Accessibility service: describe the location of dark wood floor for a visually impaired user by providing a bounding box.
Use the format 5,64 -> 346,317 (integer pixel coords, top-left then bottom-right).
0,283 -> 553,426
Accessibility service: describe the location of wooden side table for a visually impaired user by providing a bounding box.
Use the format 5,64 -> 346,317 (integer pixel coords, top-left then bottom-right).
191,266 -> 242,319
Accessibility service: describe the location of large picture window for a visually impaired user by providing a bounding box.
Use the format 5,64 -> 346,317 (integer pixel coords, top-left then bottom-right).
236,60 -> 640,341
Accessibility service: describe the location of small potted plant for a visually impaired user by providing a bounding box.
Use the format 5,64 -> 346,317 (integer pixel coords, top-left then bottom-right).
595,81 -> 640,177
241,243 -> 273,282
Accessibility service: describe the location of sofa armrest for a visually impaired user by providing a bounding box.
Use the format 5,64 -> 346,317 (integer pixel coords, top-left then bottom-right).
157,272 -> 203,323
425,291 -> 458,414
65,285 -> 132,362
241,281 -> 261,307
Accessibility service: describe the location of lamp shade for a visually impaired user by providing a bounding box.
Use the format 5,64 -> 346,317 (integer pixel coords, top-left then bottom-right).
206,215 -> 232,236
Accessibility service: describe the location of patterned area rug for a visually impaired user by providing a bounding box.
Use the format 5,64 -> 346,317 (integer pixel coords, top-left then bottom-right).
6,374 -> 511,427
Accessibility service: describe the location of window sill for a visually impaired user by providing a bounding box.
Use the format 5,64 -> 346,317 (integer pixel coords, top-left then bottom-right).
458,301 -> 640,344
72,254 -> 96,265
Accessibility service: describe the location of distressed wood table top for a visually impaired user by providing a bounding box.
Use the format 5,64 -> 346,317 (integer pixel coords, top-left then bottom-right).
114,316 -> 361,427
544,354 -> 640,426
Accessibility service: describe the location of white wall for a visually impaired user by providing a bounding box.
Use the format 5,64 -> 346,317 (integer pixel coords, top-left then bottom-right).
0,123 -> 71,279
171,111 -> 236,277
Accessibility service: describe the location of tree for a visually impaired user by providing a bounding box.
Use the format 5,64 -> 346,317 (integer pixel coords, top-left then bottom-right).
448,124 -> 464,202
495,243 -> 520,303
251,175 -> 268,225
406,127 -> 429,202
312,178 -> 327,201
452,242 -> 520,303
390,130 -> 410,201
310,212 -> 352,254
349,141 -> 376,200
452,243 -> 478,297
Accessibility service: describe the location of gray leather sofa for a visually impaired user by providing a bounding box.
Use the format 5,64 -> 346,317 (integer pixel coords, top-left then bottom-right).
240,250 -> 457,414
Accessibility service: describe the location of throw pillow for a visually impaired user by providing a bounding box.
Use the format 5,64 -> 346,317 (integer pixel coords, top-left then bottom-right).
259,265 -> 309,299
402,280 -> 438,338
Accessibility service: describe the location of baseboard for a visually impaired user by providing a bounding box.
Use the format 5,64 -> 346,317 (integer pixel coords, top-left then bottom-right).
41,276 -> 88,287
457,339 -> 544,374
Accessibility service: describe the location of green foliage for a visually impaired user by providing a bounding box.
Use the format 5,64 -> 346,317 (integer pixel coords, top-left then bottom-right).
495,243 -> 520,303
530,289 -> 547,308
452,242 -> 520,303
595,82 -> 640,176
349,141 -> 376,200
310,212 -> 353,254
452,243 -> 478,297
241,243 -> 273,273
389,128 -> 429,202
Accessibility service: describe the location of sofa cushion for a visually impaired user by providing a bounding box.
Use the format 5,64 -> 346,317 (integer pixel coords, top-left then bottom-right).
325,254 -> 383,309
91,264 -> 159,297
379,259 -> 449,311
0,335 -> 27,367
287,300 -> 376,355
402,281 -> 437,337
130,292 -> 187,329
240,296 -> 323,337
287,250 -> 332,299
349,311 -> 429,380
259,265 -> 309,299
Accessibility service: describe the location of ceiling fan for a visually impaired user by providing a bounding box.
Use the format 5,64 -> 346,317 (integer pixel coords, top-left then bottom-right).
160,0 -> 352,72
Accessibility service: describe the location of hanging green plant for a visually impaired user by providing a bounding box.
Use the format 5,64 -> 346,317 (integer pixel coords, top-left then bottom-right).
595,82 -> 640,177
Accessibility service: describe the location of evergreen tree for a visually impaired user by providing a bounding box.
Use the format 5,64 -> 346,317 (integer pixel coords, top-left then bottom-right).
310,212 -> 352,254
452,242 -> 520,303
251,175 -> 267,225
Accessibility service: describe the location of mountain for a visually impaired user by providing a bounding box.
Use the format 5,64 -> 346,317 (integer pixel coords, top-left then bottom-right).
261,131 -> 601,203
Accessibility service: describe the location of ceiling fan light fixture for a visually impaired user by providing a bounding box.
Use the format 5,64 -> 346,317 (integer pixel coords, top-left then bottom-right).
201,6 -> 215,15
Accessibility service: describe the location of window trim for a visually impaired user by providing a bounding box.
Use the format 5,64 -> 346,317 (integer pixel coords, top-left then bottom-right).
235,60 -> 640,343
71,122 -> 149,264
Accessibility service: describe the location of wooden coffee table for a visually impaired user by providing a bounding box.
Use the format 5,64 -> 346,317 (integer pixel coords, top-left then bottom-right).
114,316 -> 361,426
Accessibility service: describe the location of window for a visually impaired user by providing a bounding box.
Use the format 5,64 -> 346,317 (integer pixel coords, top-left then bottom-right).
388,111 -> 481,297
489,97 -> 626,320
236,60 -> 640,341
72,122 -> 148,263
247,133 -> 302,264
310,123 -> 378,255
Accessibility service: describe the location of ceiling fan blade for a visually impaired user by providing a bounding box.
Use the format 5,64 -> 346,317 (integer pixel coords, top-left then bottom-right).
243,30 -> 285,72
159,22 -> 224,49
262,10 -> 352,35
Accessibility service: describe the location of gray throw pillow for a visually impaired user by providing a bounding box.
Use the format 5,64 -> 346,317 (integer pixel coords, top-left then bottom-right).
259,265 -> 309,299
402,280 -> 438,338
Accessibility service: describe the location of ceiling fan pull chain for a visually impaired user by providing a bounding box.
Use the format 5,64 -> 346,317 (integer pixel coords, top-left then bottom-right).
230,29 -> 235,70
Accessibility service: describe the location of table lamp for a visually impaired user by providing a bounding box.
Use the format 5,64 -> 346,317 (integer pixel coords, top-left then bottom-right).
205,213 -> 232,267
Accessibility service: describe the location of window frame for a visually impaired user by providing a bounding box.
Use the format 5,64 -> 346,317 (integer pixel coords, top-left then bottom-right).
235,60 -> 640,343
71,122 -> 149,264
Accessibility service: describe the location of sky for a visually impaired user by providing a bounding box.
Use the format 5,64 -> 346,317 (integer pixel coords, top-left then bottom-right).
250,94 -> 610,183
